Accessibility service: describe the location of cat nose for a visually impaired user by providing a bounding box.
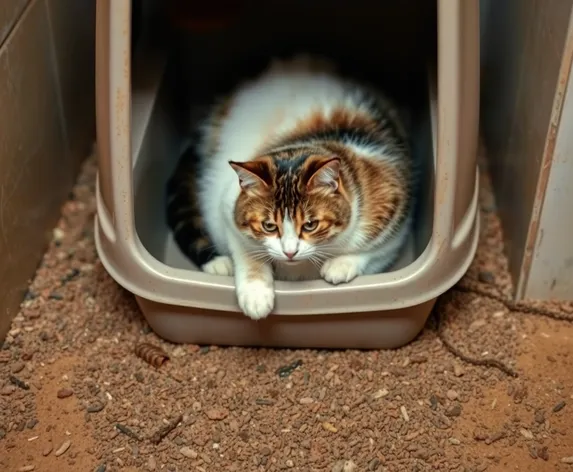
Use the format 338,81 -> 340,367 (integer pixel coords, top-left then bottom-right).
284,250 -> 298,260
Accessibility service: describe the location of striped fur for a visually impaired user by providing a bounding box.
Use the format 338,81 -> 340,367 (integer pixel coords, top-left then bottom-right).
166,143 -> 221,267
166,54 -> 415,320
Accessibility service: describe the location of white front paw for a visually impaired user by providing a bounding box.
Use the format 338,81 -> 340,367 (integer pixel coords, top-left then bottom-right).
321,256 -> 361,285
236,280 -> 275,320
202,256 -> 234,276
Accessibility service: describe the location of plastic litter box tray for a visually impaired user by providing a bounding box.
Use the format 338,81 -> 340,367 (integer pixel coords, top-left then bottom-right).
94,0 -> 480,349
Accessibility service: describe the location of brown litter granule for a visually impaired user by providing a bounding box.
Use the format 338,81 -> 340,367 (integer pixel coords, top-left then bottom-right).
149,414 -> 183,445
54,439 -> 71,457
1,155 -> 573,471
134,342 -> 170,368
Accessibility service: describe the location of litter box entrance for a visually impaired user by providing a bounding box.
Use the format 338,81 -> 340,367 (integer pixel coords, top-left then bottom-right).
132,0 -> 437,274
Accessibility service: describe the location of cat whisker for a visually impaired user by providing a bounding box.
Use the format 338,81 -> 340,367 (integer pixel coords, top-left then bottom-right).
316,243 -> 340,252
249,253 -> 273,263
312,251 -> 335,261
308,255 -> 323,270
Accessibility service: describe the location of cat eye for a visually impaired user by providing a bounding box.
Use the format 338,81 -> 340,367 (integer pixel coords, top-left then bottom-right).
302,220 -> 319,232
262,221 -> 277,233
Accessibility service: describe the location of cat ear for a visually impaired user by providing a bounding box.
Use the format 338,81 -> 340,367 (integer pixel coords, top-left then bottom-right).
306,157 -> 340,192
229,160 -> 272,190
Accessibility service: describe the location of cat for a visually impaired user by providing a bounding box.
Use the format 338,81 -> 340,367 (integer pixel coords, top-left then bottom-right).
166,54 -> 415,320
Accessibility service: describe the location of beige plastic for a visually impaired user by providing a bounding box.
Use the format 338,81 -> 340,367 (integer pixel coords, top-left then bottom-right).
94,0 -> 480,349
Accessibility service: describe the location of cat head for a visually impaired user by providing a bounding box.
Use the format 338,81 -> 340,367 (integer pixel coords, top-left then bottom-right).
230,152 -> 352,263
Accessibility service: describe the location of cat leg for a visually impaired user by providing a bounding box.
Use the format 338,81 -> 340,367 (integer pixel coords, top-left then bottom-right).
320,248 -> 400,285
231,248 -> 275,320
320,254 -> 371,285
202,256 -> 234,276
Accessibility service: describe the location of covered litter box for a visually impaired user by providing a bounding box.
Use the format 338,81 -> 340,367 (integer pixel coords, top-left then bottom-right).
94,0 -> 480,349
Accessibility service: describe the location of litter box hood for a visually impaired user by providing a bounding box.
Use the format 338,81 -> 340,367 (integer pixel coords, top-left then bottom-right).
94,0 -> 479,348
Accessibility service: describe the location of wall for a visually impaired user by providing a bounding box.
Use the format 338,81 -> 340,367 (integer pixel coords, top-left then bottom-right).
526,15 -> 573,300
0,0 -> 95,340
480,0 -> 573,299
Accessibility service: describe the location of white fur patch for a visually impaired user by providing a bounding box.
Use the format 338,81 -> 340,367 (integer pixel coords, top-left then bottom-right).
202,256 -> 234,276
280,216 -> 299,256
321,256 -> 362,285
236,279 -> 275,320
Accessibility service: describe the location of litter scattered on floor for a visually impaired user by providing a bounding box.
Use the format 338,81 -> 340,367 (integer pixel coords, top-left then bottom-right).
1,155 -> 573,471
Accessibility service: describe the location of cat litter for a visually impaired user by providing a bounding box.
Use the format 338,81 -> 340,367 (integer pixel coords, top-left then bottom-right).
276,359 -> 303,378
2,156 -> 573,470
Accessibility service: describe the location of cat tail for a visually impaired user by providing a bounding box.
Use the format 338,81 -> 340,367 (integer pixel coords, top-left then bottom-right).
166,142 -> 221,267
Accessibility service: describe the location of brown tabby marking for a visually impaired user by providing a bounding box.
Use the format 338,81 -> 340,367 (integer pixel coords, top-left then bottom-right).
313,123 -> 409,242
232,150 -> 354,245
357,159 -> 406,240
286,107 -> 380,142
230,104 -> 409,247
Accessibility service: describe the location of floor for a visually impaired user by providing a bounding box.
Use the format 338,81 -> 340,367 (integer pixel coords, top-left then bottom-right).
1,155 -> 573,472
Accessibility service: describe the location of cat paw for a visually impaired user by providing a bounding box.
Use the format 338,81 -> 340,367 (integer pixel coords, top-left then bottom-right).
321,256 -> 361,285
236,281 -> 275,320
202,256 -> 234,276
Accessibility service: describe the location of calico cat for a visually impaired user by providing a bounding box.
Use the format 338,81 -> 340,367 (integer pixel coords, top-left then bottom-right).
166,55 -> 415,320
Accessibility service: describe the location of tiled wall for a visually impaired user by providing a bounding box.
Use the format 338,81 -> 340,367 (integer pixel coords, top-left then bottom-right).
0,0 -> 95,339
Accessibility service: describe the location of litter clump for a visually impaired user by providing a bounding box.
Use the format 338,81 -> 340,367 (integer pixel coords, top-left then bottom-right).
276,359 -> 303,378
134,342 -> 170,367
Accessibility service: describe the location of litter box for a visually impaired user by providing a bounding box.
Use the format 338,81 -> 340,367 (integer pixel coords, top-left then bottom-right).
94,0 -> 480,349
